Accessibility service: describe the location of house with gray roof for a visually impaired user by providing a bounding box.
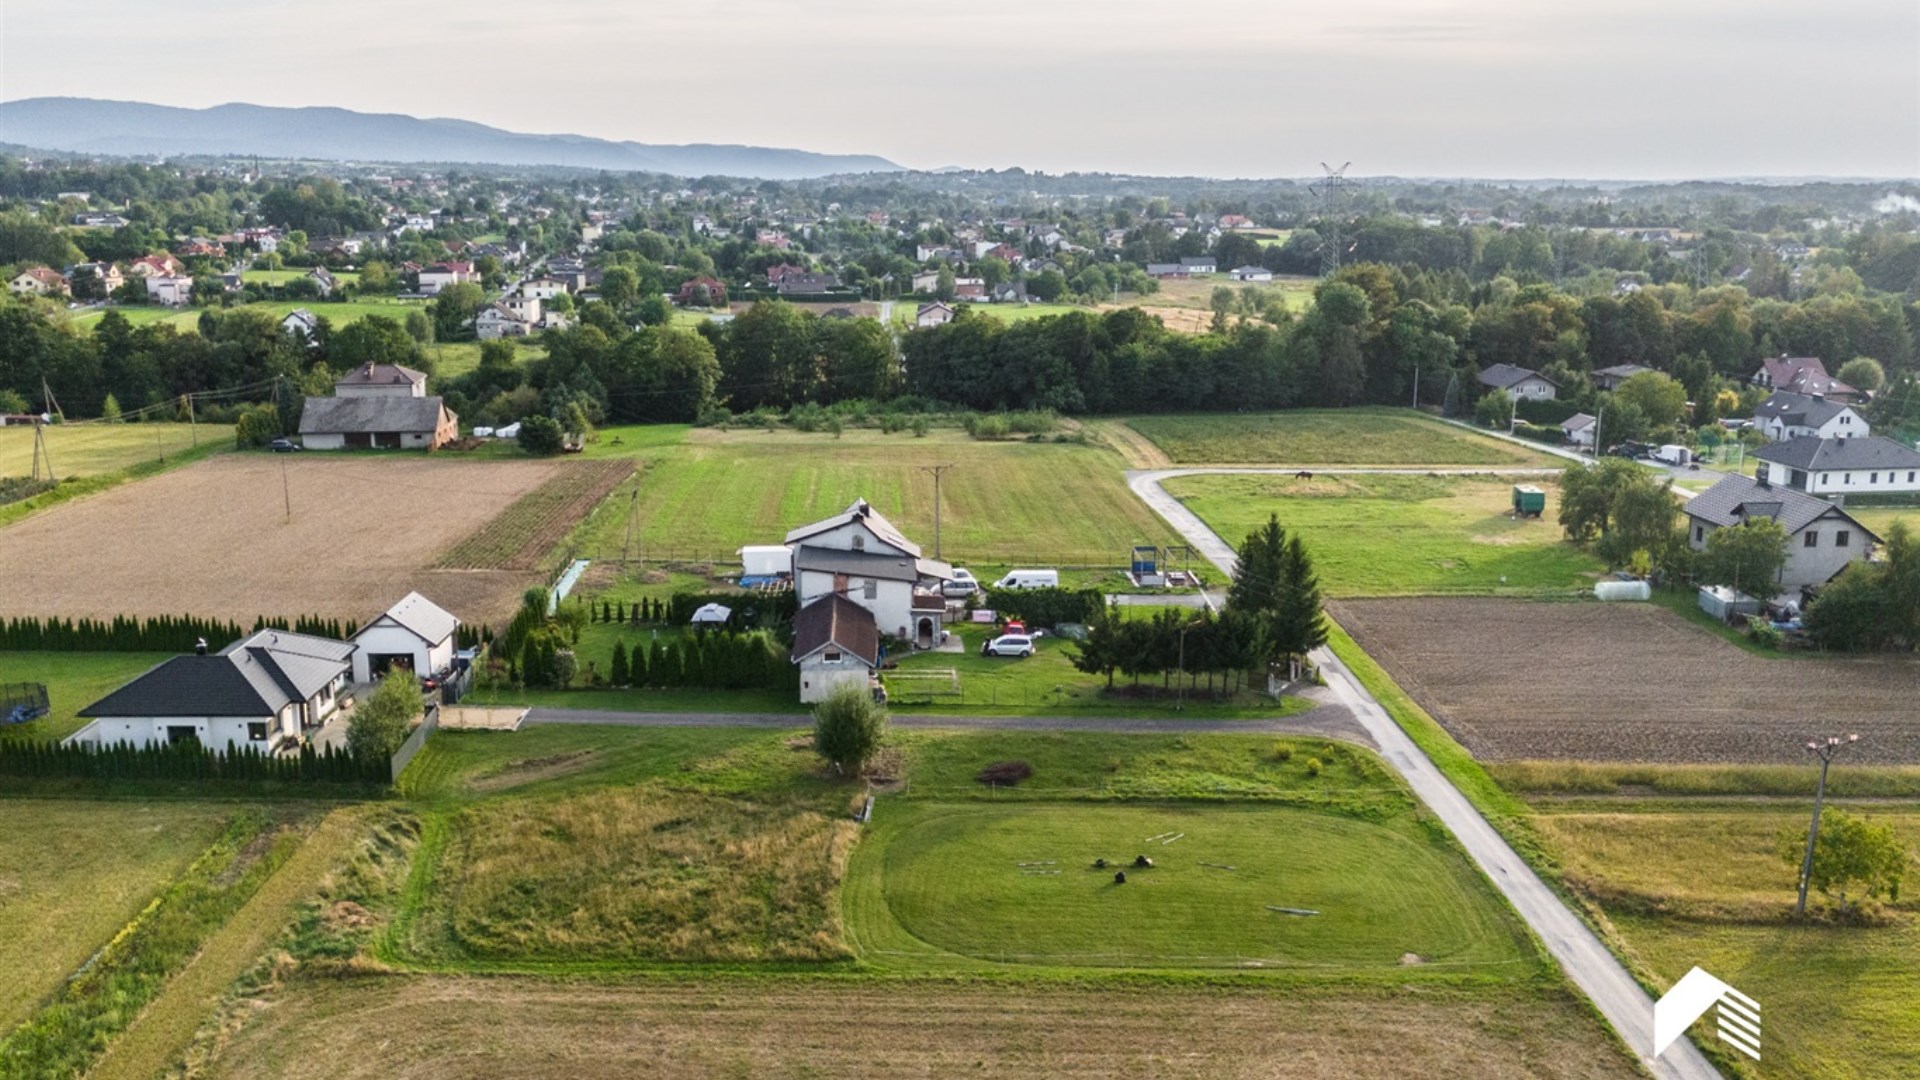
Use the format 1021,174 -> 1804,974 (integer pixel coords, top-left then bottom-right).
350,591 -> 461,685
1592,363 -> 1652,392
1751,356 -> 1862,404
1753,436 -> 1920,497
1752,389 -> 1867,442
1477,363 -> 1559,401
67,630 -> 356,753
1683,474 -> 1878,593
298,395 -> 458,450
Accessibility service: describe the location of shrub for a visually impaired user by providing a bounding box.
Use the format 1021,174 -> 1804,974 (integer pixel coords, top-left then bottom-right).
813,683 -> 886,775
695,404 -> 732,428
516,414 -> 564,455
975,760 -> 1034,786
1744,615 -> 1783,650
1305,756 -> 1323,778
1270,743 -> 1293,763
347,669 -> 422,761
963,413 -> 1011,440
910,415 -> 931,437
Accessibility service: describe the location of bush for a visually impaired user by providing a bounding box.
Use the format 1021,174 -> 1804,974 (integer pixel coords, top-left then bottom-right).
1305,756 -> 1323,777
976,760 -> 1033,786
910,415 -> 931,437
980,586 -> 1105,626
963,413 -> 1012,440
347,670 -> 421,761
695,404 -> 732,428
1744,615 -> 1783,650
517,414 -> 565,455
233,403 -> 281,448
813,683 -> 886,775
1270,743 -> 1293,763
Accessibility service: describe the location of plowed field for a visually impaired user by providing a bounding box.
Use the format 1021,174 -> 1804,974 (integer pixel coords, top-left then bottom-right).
1335,597 -> 1920,764
0,455 -> 576,626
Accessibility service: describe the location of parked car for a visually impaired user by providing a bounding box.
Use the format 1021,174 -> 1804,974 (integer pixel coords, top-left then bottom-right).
268,437 -> 301,453
942,568 -> 980,597
992,569 -> 1060,590
981,634 -> 1035,658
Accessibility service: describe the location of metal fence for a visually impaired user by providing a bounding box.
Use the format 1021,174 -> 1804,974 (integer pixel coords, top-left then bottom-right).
389,703 -> 440,783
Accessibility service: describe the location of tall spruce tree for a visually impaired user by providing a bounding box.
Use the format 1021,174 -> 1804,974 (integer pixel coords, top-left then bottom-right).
1276,533 -> 1327,657
610,640 -> 630,687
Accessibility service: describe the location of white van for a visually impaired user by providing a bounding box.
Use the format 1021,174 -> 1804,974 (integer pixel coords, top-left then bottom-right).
993,569 -> 1060,590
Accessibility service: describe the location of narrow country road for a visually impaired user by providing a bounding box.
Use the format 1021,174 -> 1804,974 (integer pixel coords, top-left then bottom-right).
1126,470 -> 1721,1080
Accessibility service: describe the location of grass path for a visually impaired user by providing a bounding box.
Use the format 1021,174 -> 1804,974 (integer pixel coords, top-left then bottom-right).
1084,419 -> 1171,468
87,810 -> 363,1080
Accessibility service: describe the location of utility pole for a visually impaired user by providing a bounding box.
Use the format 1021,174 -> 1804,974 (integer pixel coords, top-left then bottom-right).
918,464 -> 953,560
1795,733 -> 1859,918
30,420 -> 54,483
1412,361 -> 1420,410
281,456 -> 293,523
1308,162 -> 1355,278
621,485 -> 640,562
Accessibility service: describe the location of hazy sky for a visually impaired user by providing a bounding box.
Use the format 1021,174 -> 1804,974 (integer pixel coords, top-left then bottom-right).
4,0 -> 1917,178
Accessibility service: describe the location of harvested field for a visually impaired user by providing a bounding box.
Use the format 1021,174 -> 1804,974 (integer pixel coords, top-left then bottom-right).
437,459 -> 633,569
1335,597 -> 1920,764
0,455 -> 566,626
197,976 -> 1642,1080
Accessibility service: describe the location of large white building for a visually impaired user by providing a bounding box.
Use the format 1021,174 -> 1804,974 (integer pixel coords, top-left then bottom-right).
1752,390 -> 1867,442
350,592 -> 460,684
1753,437 -> 1920,497
783,499 -> 953,702
68,630 -> 356,753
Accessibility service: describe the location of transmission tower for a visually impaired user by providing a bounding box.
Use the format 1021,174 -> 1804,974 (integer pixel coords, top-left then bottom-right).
1308,162 -> 1356,277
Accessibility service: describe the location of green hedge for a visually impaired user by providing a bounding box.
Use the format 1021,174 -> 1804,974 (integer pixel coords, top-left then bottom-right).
0,737 -> 386,783
604,630 -> 795,691
0,613 -> 359,652
980,586 -> 1106,626
1516,398 -> 1581,425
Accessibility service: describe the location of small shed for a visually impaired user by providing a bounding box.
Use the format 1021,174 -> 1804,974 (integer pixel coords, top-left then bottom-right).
690,603 -> 733,626
1698,585 -> 1762,623
1512,485 -> 1546,518
1129,545 -> 1164,587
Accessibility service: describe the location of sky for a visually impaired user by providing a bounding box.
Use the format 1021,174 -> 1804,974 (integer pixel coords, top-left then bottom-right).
4,0 -> 1918,179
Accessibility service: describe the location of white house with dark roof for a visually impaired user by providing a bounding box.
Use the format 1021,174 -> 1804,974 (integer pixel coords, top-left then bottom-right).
1752,390 -> 1866,442
1753,436 -> 1920,496
785,498 -> 951,645
350,592 -> 460,684
299,363 -> 458,449
1478,363 -> 1559,401
1562,412 -> 1598,447
790,592 -> 882,704
67,630 -> 356,753
1591,363 -> 1651,392
1683,474 -> 1878,593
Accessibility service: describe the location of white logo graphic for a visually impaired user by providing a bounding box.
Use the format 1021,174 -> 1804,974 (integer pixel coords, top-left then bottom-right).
1654,967 -> 1760,1061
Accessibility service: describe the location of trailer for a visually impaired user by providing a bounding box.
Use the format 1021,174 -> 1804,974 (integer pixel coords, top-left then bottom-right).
1511,484 -> 1546,518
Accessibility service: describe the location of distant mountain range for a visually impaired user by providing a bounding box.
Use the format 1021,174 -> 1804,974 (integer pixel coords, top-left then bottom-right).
0,98 -> 904,180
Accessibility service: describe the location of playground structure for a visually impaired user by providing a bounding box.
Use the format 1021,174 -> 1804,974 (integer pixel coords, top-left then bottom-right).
2,682 -> 50,725
1129,544 -> 1205,588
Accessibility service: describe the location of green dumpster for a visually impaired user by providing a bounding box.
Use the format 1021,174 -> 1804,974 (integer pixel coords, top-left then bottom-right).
1512,484 -> 1546,518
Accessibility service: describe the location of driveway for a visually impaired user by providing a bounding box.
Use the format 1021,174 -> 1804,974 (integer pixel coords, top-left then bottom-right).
1127,470 -> 1721,1080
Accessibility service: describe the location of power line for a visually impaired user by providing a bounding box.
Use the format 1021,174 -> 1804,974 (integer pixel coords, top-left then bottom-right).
1307,162 -> 1356,278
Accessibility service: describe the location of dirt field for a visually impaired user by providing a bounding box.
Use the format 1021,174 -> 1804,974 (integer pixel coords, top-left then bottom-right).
198,976 -> 1642,1080
0,455 -> 567,626
1335,597 -> 1920,764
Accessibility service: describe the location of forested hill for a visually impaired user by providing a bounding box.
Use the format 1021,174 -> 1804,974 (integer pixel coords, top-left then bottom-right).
0,99 -> 904,181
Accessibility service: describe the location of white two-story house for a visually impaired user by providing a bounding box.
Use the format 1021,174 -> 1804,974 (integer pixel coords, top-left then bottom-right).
784,499 -> 953,702
1477,363 -> 1559,401
1753,436 -> 1920,497
1752,390 -> 1867,442
1683,474 -> 1878,595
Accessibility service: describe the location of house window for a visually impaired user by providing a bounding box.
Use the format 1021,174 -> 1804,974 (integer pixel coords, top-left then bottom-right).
1846,473 -> 1853,484
1871,473 -> 1879,484
1804,531 -> 1818,548
863,579 -> 878,600
1694,525 -> 1704,543
1836,531 -> 1850,548
851,535 -> 865,551
247,722 -> 268,741
823,649 -> 841,663
1822,473 -> 1830,485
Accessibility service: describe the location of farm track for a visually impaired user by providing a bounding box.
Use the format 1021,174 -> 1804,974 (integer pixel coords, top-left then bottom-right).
437,459 -> 635,570
1334,597 -> 1920,765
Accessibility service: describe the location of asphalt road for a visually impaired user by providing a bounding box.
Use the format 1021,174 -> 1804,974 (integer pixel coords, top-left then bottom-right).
1126,469 -> 1722,1080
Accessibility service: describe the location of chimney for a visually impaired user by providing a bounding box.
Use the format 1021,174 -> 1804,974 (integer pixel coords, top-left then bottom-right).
195,637 -> 208,656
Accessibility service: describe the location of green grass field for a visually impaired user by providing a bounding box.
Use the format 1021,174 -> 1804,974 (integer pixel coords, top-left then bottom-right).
240,269 -> 361,286
1121,275 -> 1317,312
0,800 -> 235,1030
850,801 -> 1530,971
1126,408 -> 1559,465
1846,504 -> 1920,541
1,651 -> 174,741
570,426 -> 1178,565
1,423 -> 231,479
425,338 -> 545,380
1534,805 -> 1920,1080
68,298 -> 426,333
1168,472 -> 1604,596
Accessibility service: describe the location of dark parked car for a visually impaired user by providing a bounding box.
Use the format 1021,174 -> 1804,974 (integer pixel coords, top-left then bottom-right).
269,438 -> 301,453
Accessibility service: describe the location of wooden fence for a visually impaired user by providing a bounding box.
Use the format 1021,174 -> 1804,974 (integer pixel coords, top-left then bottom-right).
390,703 -> 440,783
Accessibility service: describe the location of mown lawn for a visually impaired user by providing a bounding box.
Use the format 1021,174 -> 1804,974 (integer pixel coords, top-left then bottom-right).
1126,408 -> 1559,465
0,651 -> 174,741
1532,804 -> 1920,1080
570,426 -> 1177,566
0,800 -> 235,1031
1168,472 -> 1603,596
68,298 -> 427,333
1,423 -> 232,479
850,801 -> 1531,971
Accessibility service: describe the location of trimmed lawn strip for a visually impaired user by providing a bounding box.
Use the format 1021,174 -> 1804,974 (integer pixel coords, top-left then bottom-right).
0,650 -> 174,742
1125,408 -> 1559,466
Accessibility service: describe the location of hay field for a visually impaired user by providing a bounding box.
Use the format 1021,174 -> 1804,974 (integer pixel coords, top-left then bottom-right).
1335,597 -> 1920,764
0,423 -> 232,479
0,455 -> 567,625
195,976 -> 1643,1080
0,800 -> 233,1030
1126,409 -> 1557,465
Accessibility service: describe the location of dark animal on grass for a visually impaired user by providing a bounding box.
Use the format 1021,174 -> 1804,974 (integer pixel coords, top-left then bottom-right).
1114,871 -> 1127,884
1134,855 -> 1154,868
1295,470 -> 1313,480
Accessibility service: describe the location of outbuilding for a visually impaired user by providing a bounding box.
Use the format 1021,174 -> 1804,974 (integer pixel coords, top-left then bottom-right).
791,592 -> 880,704
350,592 -> 460,684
